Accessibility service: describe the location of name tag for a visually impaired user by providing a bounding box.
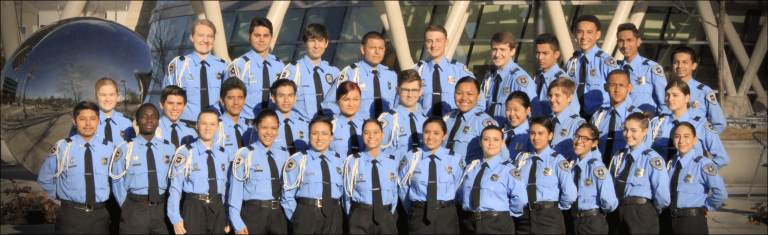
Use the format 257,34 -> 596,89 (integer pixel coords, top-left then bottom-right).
185,78 -> 194,81
303,85 -> 310,87
334,138 -> 343,140
68,165 -> 77,168
132,164 -> 142,166
306,172 -> 316,176
399,134 -> 407,137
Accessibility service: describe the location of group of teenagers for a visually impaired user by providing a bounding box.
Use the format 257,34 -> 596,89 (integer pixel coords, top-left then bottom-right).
39,13 -> 730,235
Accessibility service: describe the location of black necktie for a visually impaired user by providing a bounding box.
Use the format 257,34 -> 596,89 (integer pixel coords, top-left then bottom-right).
535,70 -> 545,98
432,64 -> 442,116
669,160 -> 682,210
446,112 -> 463,151
578,56 -> 587,113
668,120 -> 681,158
104,118 -> 113,143
234,124 -> 243,148
409,113 -> 419,151
471,162 -> 488,210
146,142 -> 159,204
170,123 -> 179,149
616,154 -> 634,199
624,64 -> 632,73
426,154 -> 438,222
319,155 -> 332,216
206,150 -> 218,195
284,118 -> 296,155
200,60 -> 210,110
84,143 -> 96,207
506,129 -> 515,146
371,159 -> 385,224
488,74 -> 502,115
604,109 -> 618,166
349,121 -> 360,154
262,60 -> 270,109
372,70 -> 383,118
267,151 -> 281,200
527,156 -> 538,205
571,165 -> 581,214
313,66 -> 325,117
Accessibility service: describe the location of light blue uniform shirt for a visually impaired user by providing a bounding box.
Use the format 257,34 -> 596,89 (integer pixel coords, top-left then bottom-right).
482,62 -> 541,123
590,97 -> 642,158
266,110 -> 310,154
224,51 -> 285,120
227,141 -> 290,232
647,111 -> 729,169
68,110 -> 134,143
504,122 -> 533,163
378,105 -> 427,159
536,65 -> 581,117
342,151 -> 400,214
280,55 -> 340,120
111,136 -> 175,206
156,116 -> 197,148
551,108 -> 586,161
167,140 -> 230,225
163,53 -> 228,123
668,150 -> 727,212
330,115 -> 366,159
618,55 -> 667,117
216,115 -> 253,162
609,144 -> 671,213
443,108 -> 499,162
687,78 -> 726,135
565,45 -> 618,115
38,135 -> 114,204
397,147 -> 463,211
517,147 -> 577,210
324,61 -> 398,120
281,149 -> 344,221
458,155 -> 527,216
410,57 -> 484,116
572,150 -> 618,213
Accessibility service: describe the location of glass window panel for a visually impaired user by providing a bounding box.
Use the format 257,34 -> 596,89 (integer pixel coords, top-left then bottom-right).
334,43 -> 363,68
231,11 -> 268,44
382,42 -> 401,71
451,43 -> 470,65
433,5 -> 482,40
514,42 -> 536,75
430,6 -> 451,26
154,16 -> 189,49
181,16 -> 198,47
409,42 -> 424,65
638,7 -> 668,40
221,12 -> 238,44
574,5 -> 616,40
231,46 -> 251,59
467,42 -> 494,80
294,44 -> 339,65
273,45 -> 297,63
475,5 -> 530,39
338,7 -> 384,41
278,9 -> 306,42
399,6 -> 435,41
665,7 -> 706,41
303,7 -> 347,40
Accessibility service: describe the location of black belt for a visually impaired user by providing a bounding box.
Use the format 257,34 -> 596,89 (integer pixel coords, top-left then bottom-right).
243,199 -> 281,210
410,200 -> 454,209
619,197 -> 649,206
297,197 -> 339,208
670,207 -> 707,217
465,211 -> 506,220
573,208 -> 602,220
350,201 -> 393,211
527,201 -> 557,211
127,192 -> 167,206
61,200 -> 106,211
184,193 -> 222,204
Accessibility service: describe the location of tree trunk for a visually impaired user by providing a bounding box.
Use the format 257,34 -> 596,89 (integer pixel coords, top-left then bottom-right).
718,0 -> 726,107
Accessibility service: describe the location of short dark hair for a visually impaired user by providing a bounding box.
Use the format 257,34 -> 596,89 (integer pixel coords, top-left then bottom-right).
362,31 -> 385,46
617,23 -> 639,38
674,121 -> 697,137
574,15 -> 601,31
480,125 -> 504,139
423,116 -> 447,134
336,81 -> 361,102
607,69 -> 630,84
249,17 -> 273,35
309,115 -> 334,135
424,24 -> 448,39
270,79 -> 297,97
161,85 -> 187,104
197,108 -> 220,123
530,116 -> 554,134
665,79 -> 691,96
491,31 -> 516,49
575,122 -> 600,151
671,46 -> 698,64
302,23 -> 330,43
73,101 -> 100,118
535,33 -> 560,52
254,109 -> 279,127
625,112 -> 649,130
455,76 -> 480,93
505,91 -> 531,109
220,77 -> 247,99
363,118 -> 383,131
397,69 -> 421,88
135,103 -> 159,123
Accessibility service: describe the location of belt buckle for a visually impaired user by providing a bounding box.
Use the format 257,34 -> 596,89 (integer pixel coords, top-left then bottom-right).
149,201 -> 157,207
204,194 -> 210,204
85,204 -> 94,212
271,200 -> 280,209
317,199 -> 323,208
473,212 -> 482,220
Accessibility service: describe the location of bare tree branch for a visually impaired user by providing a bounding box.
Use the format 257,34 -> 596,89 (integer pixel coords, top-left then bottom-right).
672,1 -> 718,28
149,9 -> 178,86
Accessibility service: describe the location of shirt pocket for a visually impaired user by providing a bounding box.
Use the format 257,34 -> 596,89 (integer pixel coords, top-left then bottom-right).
127,163 -> 149,189
628,174 -> 646,187
680,181 -> 703,195
538,173 -> 560,190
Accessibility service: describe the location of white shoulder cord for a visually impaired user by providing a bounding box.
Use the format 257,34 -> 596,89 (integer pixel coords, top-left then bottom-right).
399,151 -> 422,187
443,110 -> 455,122
109,141 -> 134,179
342,154 -> 360,198
170,57 -> 191,89
417,62 -> 425,76
379,112 -> 399,148
168,145 -> 194,179
515,152 -> 530,169
651,116 -> 665,143
215,121 -> 225,147
666,159 -> 674,173
482,73 -> 492,99
155,126 -> 163,139
352,66 -> 360,84
594,110 -> 606,127
232,147 -> 254,181
290,62 -> 302,86
283,152 -> 308,190
337,66 -> 351,88
53,140 -> 73,180
567,57 -> 578,76
609,152 -> 625,178
331,119 -> 337,131
456,159 -> 480,191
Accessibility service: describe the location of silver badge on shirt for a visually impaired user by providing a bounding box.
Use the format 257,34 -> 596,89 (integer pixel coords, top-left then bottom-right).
463,126 -> 471,134
543,167 -> 552,176
448,76 -> 456,84
684,174 -> 693,183
635,168 -> 644,177
491,174 -> 499,182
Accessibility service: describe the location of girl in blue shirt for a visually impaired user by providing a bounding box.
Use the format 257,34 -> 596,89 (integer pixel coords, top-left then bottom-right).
504,91 -> 534,162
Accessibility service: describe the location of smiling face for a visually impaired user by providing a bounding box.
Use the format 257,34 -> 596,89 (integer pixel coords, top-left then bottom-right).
309,122 -> 333,153
573,128 -> 597,157
454,82 -> 480,113
491,42 -> 515,69
220,89 -> 245,117
271,85 -> 296,114
575,21 -> 601,51
137,106 -> 159,136
505,98 -> 530,127
257,116 -> 279,147
548,87 -> 573,114
665,86 -> 690,112
617,30 -> 641,59
673,125 -> 697,155
481,129 -> 504,158
363,122 -> 384,151
249,26 -> 272,55
190,24 -> 215,56
397,80 -> 423,109
535,43 -> 560,71
424,31 -> 448,60
338,90 -> 361,118
622,119 -> 648,149
95,85 -> 119,113
361,38 -> 386,66
529,123 -> 553,152
423,122 -> 446,152
304,37 -> 328,60
672,52 -> 698,80
196,112 -> 219,142
73,109 -> 99,139
160,95 -> 186,122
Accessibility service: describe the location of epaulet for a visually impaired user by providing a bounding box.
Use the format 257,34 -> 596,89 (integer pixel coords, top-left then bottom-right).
694,156 -> 704,162
297,117 -> 305,122
335,152 -> 341,158
128,139 -> 134,143
476,111 -> 484,116
163,139 -> 169,145
596,51 -> 604,57
551,151 -> 559,157
417,61 -> 423,66
218,146 -> 225,152
65,138 -> 73,143
510,68 -> 520,74
219,58 -> 226,63
291,61 -> 298,66
242,56 -> 250,62
554,71 -> 564,77
697,84 -> 705,90
448,150 -> 456,156
643,149 -> 653,155
350,64 -> 357,69
693,116 -> 701,122
247,145 -> 255,151
301,150 -> 307,156
501,160 -> 510,165
588,158 -> 599,163
389,155 -> 395,160
643,59 -> 650,65
178,55 -> 185,61
275,57 -> 282,63
628,106 -> 636,112
388,109 -> 397,115
353,153 -> 360,158
570,114 -> 579,119
450,59 -> 457,65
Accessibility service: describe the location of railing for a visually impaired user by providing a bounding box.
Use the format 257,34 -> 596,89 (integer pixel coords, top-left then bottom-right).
727,111 -> 767,129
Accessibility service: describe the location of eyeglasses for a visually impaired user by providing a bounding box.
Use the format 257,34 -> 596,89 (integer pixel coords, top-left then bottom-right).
399,88 -> 421,94
573,134 -> 596,143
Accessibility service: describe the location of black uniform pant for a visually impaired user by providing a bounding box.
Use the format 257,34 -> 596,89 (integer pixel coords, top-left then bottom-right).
659,208 -> 709,234
182,195 -> 227,234
55,202 -> 110,234
241,202 -> 289,234
573,213 -> 609,234
119,197 -> 171,234
347,202 -> 398,234
292,202 -> 344,234
608,202 -> 658,234
513,205 -> 566,234
461,212 -> 516,234
407,202 -> 460,234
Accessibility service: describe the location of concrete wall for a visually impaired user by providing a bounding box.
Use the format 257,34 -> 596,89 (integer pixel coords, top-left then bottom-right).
720,141 -> 767,186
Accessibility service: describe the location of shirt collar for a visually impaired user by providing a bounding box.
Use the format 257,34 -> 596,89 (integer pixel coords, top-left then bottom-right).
247,50 -> 270,68
670,110 -> 692,123
253,140 -> 272,153
542,65 -> 564,78
426,57 -> 449,72
553,108 -> 574,124
512,121 -> 530,134
626,54 -> 645,69
531,146 -> 553,160
100,111 -> 119,124
582,45 -> 601,59
609,96 -> 634,115
72,134 -> 92,148
481,155 -> 504,170
336,115 -> 363,127
308,148 -> 333,160
396,105 -> 422,118
626,143 -> 648,159
160,116 -> 175,129
190,52 -> 216,67
358,60 -> 378,76
221,114 -> 245,127
133,136 -> 161,149
576,150 -> 601,168
495,61 -> 520,77
676,149 -> 697,167
301,55 -> 325,73
420,146 -> 447,160
194,139 -> 213,156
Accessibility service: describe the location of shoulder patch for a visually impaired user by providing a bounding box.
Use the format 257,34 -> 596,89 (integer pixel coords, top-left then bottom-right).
285,158 -> 298,172
48,145 -> 59,157
338,71 -> 348,82
650,157 -> 664,171
558,160 -> 571,172
168,61 -> 176,75
173,153 -> 186,167
706,91 -> 717,105
233,154 -> 245,169
577,120 -> 586,126
705,122 -> 716,133
605,56 -> 617,68
652,64 -> 664,77
482,118 -> 495,127
112,148 -> 123,162
517,76 -> 529,88
379,118 -> 388,128
703,163 -> 717,176
280,70 -> 291,79
594,166 -> 607,180
399,157 -> 407,170
510,168 -> 522,180
459,159 -> 466,170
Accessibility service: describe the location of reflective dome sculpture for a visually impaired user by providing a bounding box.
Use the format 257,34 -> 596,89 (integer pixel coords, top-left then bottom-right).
0,17 -> 152,175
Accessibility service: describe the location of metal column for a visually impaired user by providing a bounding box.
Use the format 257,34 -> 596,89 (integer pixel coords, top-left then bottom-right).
723,14 -> 767,98
545,1 -> 575,63
1,1 -> 20,62
190,1 -> 206,20
446,6 -> 471,60
443,1 -> 471,54
201,1 -> 231,62
60,1 -> 88,20
600,1 -> 634,54
372,1 -> 397,50
266,1 -> 290,51
615,1 -> 648,60
737,23 -> 767,96
383,1 -> 414,69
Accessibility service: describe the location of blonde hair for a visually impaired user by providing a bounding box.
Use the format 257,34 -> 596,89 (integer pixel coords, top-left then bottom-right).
95,77 -> 119,94
191,19 -> 217,36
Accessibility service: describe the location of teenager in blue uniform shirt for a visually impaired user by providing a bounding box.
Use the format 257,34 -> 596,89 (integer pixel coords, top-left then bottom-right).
503,91 -> 534,160
512,116 -> 577,234
215,78 -> 253,161
157,86 -> 197,149
279,23 -> 340,120
647,80 -> 729,168
228,110 -> 290,234
535,33 -> 580,117
224,17 -> 285,122
444,77 -> 499,162
163,20 -> 229,124
411,25 -> 483,117
281,116 -> 345,234
660,122 -> 727,234
569,123 -> 618,234
548,77 -> 586,161
69,78 -> 134,142
269,79 -> 310,156
342,119 -> 400,234
591,70 -> 643,165
39,101 -> 115,234
110,104 -> 175,234
565,15 -> 618,118
616,23 -> 667,117
329,81 -> 366,159
378,69 -> 427,158
398,117 -> 464,234
669,46 -> 726,135
325,32 -> 398,120
458,125 -> 527,234
607,113 -> 670,235
168,109 -> 231,235
482,31 -> 540,123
